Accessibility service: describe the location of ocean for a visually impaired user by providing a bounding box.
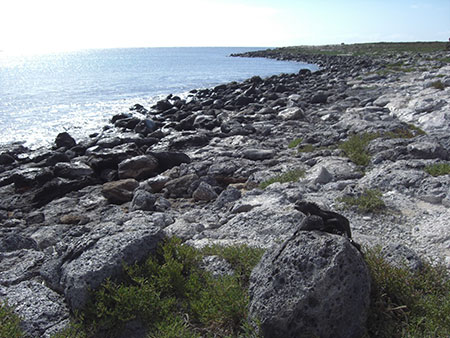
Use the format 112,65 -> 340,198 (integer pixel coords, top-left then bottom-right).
0,47 -> 315,149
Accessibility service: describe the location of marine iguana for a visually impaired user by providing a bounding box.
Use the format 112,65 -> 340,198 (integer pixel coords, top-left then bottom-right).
294,201 -> 352,238
294,200 -> 362,252
271,201 -> 362,263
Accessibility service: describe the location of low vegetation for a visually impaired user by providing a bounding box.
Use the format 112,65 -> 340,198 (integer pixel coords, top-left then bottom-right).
364,247 -> 450,338
59,237 -> 263,338
339,133 -> 379,166
429,80 -> 446,90
424,163 -> 450,177
259,169 -> 306,189
339,125 -> 426,167
0,301 -> 24,338
337,189 -> 386,213
384,124 -> 426,139
287,137 -> 303,149
3,239 -> 449,338
273,42 -> 449,57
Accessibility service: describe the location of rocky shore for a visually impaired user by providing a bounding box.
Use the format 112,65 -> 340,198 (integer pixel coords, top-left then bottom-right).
1,46 -> 449,337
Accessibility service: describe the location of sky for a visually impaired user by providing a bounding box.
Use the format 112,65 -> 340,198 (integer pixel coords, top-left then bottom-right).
0,0 -> 449,53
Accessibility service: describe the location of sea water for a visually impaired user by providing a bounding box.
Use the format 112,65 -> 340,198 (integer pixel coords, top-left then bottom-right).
0,47 -> 315,149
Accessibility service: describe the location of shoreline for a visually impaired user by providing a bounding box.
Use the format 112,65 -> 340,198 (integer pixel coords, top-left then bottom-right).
1,43 -> 449,337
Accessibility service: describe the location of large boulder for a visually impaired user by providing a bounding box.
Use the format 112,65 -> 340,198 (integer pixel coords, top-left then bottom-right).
249,222 -> 370,338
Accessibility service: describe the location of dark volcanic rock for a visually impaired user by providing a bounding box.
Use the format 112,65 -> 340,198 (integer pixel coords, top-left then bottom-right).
45,152 -> 70,167
164,174 -> 199,198
102,178 -> 139,204
55,132 -> 76,149
118,155 -> 159,180
147,151 -> 191,173
0,153 -> 15,165
32,177 -> 99,208
311,92 -> 328,104
54,162 -> 94,179
130,190 -> 157,211
0,234 -> 38,252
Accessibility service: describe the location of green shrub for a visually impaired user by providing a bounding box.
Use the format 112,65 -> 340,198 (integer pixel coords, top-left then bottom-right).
50,322 -> 86,338
407,124 -> 426,136
337,189 -> 385,213
288,138 -> 303,149
201,244 -> 265,287
424,163 -> 450,177
364,247 -> 450,338
259,169 -> 306,189
70,237 -> 263,338
339,133 -> 379,166
384,124 -> 426,139
297,144 -> 316,153
0,301 -> 24,338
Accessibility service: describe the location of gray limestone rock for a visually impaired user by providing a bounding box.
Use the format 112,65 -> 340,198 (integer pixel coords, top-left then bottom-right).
192,181 -> 218,201
407,140 -> 448,160
200,255 -> 234,278
0,249 -> 45,286
306,165 -> 334,185
59,219 -> 164,310
249,230 -> 370,338
380,243 -> 423,271
242,149 -> 276,161
0,280 -> 69,338
278,107 -> 305,120
214,186 -> 242,209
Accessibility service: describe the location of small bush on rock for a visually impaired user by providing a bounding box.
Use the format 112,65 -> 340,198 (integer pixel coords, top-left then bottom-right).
364,247 -> 450,338
259,169 -> 306,189
384,124 -> 426,139
338,189 -> 385,213
340,133 -> 379,166
430,80 -> 446,90
287,137 -> 303,149
424,163 -> 450,177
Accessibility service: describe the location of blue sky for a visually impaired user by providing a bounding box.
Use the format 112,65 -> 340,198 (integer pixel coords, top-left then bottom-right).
1,0 -> 449,53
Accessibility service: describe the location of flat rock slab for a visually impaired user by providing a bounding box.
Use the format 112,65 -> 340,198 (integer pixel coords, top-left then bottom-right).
59,219 -> 165,310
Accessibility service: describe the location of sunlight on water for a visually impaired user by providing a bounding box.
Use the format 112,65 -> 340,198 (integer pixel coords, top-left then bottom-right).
0,47 -> 316,149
